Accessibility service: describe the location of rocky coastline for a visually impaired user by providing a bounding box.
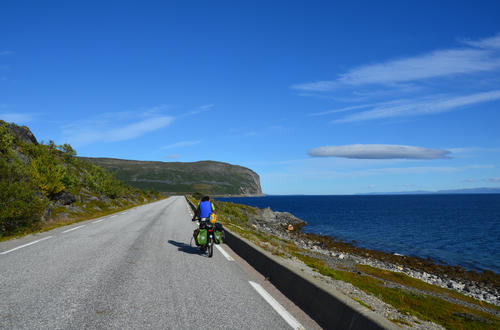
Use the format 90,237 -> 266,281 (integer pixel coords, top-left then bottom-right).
247,207 -> 500,309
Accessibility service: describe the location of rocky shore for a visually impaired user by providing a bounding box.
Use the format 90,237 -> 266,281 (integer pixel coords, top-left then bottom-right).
246,207 -> 500,309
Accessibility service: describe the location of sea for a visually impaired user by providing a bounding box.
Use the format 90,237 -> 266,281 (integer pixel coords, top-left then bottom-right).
216,194 -> 500,274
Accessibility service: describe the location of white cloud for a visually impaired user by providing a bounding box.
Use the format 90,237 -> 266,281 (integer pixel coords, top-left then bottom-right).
185,104 -> 215,116
162,140 -> 201,149
309,100 -> 406,117
292,34 -> 500,92
332,90 -> 500,123
146,104 -> 170,112
0,113 -> 35,124
0,51 -> 13,56
308,144 -> 451,159
485,177 -> 500,182
292,80 -> 339,92
462,33 -> 500,49
337,49 -> 500,86
106,116 -> 173,142
165,154 -> 180,159
198,104 -> 215,110
309,103 -> 375,116
62,109 -> 174,146
294,33 -> 500,131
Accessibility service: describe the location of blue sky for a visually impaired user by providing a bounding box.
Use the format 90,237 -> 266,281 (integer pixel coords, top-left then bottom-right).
1,0 -> 500,194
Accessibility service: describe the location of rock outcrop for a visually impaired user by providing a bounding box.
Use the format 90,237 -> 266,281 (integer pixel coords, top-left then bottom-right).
244,206 -> 307,231
9,125 -> 38,145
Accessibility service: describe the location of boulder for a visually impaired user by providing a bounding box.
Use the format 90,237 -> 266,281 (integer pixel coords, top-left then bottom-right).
274,211 -> 307,228
52,191 -> 76,205
9,125 -> 38,145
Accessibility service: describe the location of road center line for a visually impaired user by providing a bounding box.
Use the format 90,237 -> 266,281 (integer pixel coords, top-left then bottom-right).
0,236 -> 53,255
249,281 -> 305,330
92,219 -> 104,224
62,225 -> 85,233
215,245 -> 234,261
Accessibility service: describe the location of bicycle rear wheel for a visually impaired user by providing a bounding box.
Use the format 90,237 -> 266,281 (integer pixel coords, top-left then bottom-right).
208,241 -> 213,258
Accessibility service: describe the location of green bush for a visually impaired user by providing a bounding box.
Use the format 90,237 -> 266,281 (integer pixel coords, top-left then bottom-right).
81,161 -> 125,198
0,123 -> 14,154
30,154 -> 66,197
0,157 -> 46,236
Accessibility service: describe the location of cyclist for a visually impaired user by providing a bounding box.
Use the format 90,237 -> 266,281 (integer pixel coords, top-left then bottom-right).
192,196 -> 216,251
192,195 -> 215,222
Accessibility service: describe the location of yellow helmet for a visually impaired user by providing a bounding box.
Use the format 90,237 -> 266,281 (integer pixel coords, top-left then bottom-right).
210,213 -> 217,223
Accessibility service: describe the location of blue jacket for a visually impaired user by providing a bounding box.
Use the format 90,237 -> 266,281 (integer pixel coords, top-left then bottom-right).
198,201 -> 214,218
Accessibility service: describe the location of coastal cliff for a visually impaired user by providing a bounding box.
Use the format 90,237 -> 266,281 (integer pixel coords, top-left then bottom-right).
82,157 -> 263,196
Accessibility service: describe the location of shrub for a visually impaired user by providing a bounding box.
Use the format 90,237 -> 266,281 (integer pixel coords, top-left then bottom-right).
83,162 -> 125,198
0,157 -> 46,236
30,146 -> 67,197
0,122 -> 14,155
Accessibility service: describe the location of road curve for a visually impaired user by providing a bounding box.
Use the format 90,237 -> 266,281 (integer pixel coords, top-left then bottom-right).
0,196 -> 295,329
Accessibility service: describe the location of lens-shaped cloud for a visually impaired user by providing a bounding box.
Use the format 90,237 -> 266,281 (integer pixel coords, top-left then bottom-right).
308,144 -> 451,159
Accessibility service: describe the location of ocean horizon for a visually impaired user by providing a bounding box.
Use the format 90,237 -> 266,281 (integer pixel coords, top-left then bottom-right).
216,194 -> 500,274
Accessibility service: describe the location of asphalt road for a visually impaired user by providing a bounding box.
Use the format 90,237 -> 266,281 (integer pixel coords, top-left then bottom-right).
0,196 -> 300,329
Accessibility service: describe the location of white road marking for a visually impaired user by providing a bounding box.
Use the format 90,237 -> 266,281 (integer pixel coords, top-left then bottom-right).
215,244 -> 234,261
62,225 -> 85,233
249,281 -> 305,330
92,219 -> 104,224
110,215 -> 117,218
0,236 -> 53,255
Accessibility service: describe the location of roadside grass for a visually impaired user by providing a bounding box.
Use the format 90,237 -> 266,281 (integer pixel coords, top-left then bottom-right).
352,297 -> 373,310
206,197 -> 500,330
390,318 -> 413,326
295,254 -> 499,330
0,196 -> 168,242
221,221 -> 292,258
357,264 -> 500,313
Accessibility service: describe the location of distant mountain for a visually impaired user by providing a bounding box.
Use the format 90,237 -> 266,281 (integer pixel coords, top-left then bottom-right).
436,187 -> 500,194
358,187 -> 500,195
81,157 -> 263,196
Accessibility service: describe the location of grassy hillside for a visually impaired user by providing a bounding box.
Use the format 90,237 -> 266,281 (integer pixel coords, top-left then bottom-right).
0,120 -> 161,238
82,157 -> 263,196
